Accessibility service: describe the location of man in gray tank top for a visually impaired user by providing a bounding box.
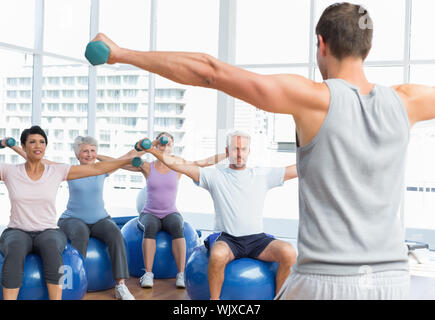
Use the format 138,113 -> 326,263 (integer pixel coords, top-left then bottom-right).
89,2 -> 435,300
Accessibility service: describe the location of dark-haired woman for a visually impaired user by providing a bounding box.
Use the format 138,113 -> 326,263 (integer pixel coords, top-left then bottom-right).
0,126 -> 134,300
11,134 -> 136,300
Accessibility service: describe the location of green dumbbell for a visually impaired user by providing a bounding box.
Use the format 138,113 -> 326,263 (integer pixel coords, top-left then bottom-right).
0,137 -> 16,149
131,157 -> 144,168
134,139 -> 152,152
159,136 -> 169,146
85,41 -> 110,66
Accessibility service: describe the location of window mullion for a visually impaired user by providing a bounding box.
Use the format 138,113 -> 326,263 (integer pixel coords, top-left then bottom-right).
87,0 -> 100,138
32,0 -> 44,126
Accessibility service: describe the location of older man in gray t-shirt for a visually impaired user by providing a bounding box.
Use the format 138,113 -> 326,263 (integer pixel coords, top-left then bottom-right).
141,130 -> 297,300
196,165 -> 285,236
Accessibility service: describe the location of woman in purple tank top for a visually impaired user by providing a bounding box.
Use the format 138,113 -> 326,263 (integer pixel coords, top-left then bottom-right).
106,132 -> 226,289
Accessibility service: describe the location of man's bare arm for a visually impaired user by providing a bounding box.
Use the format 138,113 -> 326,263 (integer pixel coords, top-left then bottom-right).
394,84 -> 435,127
92,33 -> 329,119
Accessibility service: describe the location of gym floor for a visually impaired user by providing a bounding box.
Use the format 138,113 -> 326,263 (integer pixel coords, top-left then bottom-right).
83,277 -> 188,300
81,273 -> 435,300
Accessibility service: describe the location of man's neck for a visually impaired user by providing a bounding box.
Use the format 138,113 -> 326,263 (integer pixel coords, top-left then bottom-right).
326,57 -> 374,95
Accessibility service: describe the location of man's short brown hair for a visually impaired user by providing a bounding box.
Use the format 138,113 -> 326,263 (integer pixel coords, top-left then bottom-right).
316,2 -> 373,60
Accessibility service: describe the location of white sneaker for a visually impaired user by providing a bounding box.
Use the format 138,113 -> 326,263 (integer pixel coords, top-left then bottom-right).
176,272 -> 185,288
114,283 -> 135,300
140,271 -> 154,288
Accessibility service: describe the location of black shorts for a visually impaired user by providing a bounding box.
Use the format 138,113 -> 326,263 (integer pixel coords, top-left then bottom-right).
204,232 -> 275,259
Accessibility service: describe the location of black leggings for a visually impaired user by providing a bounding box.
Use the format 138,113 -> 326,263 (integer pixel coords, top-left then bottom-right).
138,212 -> 184,239
57,216 -> 129,280
0,228 -> 67,289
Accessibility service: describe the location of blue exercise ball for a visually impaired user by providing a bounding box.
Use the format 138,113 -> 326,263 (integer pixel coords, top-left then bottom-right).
121,217 -> 200,278
61,244 -> 88,300
85,237 -> 116,292
0,243 -> 87,300
185,245 -> 278,300
136,187 -> 147,214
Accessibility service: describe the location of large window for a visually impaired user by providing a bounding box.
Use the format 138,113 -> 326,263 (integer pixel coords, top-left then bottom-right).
1,1 -> 435,247
44,0 -> 90,59
99,0 -> 150,51
41,57 -> 89,167
236,0 -> 311,65
410,0 -> 435,61
0,0 -> 35,48
95,67 -> 148,211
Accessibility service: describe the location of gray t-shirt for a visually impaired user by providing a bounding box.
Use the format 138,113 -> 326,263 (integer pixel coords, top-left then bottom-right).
294,79 -> 410,275
196,166 -> 285,236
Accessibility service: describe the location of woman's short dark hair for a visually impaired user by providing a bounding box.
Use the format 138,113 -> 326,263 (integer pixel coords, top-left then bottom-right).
20,125 -> 48,146
316,2 -> 373,60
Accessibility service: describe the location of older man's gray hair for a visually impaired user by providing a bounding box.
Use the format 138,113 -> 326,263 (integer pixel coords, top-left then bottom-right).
73,136 -> 98,156
226,130 -> 251,148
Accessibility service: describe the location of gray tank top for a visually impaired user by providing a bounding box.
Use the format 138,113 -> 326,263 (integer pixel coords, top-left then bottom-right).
294,78 -> 410,275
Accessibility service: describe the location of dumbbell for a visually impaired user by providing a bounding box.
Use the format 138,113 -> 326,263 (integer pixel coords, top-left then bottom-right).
134,139 -> 152,152
134,136 -> 168,152
85,41 -> 110,66
131,157 -> 144,168
0,137 -> 16,149
159,136 -> 169,146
